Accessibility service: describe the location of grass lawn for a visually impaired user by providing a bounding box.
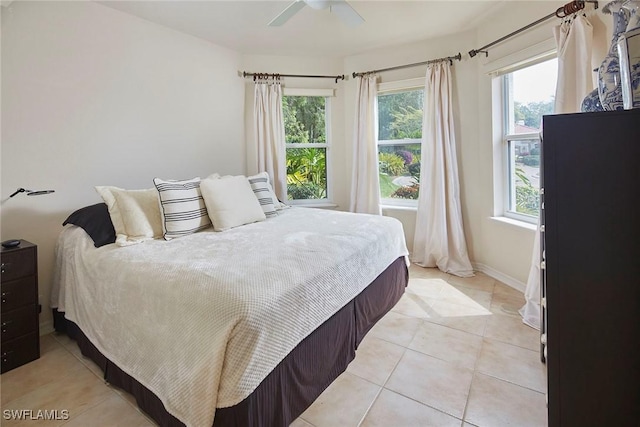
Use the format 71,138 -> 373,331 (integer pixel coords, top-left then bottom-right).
379,174 -> 399,198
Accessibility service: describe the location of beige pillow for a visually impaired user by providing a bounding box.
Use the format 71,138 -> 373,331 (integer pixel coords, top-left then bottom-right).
200,175 -> 266,231
95,186 -> 163,246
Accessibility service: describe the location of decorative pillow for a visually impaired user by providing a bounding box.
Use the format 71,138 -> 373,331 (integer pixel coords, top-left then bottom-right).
200,175 -> 266,231
247,172 -> 278,218
153,177 -> 211,240
95,186 -> 163,246
270,183 -> 288,210
62,203 -> 116,248
248,172 -> 286,210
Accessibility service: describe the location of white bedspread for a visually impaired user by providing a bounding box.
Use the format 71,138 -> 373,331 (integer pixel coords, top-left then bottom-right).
52,207 -> 408,427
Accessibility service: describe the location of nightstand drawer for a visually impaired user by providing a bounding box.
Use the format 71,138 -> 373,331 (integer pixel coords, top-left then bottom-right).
1,276 -> 37,312
1,305 -> 38,343
1,332 -> 39,374
1,248 -> 36,282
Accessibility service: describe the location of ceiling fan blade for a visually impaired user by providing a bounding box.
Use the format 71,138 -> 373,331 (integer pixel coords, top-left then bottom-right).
330,1 -> 364,27
268,0 -> 307,27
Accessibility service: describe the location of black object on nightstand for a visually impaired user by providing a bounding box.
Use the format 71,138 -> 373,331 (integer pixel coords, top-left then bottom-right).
1,240 -> 40,373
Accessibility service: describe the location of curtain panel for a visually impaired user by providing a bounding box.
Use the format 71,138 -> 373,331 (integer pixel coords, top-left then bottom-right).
412,62 -> 473,278
520,15 -> 594,330
349,74 -> 381,215
553,15 -> 594,113
253,81 -> 287,201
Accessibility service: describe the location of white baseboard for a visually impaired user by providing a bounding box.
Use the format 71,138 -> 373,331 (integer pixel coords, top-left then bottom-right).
40,320 -> 54,336
472,262 -> 526,293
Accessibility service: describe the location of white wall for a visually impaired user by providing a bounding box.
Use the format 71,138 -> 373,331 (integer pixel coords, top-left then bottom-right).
1,1 -> 245,333
244,30 -> 478,252
1,0 -> 615,335
241,28 -> 480,263
242,1 -> 613,290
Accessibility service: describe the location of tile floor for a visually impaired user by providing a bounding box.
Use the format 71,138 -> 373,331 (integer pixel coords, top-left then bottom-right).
1,265 -> 547,426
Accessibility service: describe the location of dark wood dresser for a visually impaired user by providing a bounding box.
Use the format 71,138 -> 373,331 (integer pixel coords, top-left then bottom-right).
1,240 -> 40,373
542,109 -> 640,426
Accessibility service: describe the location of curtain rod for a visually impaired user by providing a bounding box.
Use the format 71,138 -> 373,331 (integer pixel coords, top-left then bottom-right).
241,71 -> 346,83
469,0 -> 598,58
352,53 -> 462,78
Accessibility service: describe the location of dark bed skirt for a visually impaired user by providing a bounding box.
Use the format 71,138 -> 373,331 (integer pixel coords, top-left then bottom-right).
53,256 -> 408,427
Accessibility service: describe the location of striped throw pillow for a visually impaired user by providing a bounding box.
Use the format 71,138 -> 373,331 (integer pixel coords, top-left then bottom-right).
153,177 -> 211,240
247,172 -> 278,218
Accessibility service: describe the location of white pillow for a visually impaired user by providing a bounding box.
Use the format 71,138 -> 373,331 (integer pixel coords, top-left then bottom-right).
247,172 -> 278,218
95,186 -> 163,246
153,177 -> 211,240
200,175 -> 266,231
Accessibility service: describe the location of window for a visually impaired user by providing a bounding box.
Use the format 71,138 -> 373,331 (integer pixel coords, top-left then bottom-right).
501,57 -> 557,223
377,86 -> 424,206
282,91 -> 331,203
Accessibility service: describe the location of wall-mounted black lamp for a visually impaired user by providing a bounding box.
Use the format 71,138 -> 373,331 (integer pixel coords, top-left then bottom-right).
9,188 -> 55,197
3,187 -> 56,249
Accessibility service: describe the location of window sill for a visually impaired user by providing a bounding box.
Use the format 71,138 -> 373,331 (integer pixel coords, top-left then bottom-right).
381,204 -> 418,213
290,202 -> 339,209
489,216 -> 537,232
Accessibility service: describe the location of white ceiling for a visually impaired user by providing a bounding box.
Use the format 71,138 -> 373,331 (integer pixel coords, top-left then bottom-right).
97,0 -> 508,57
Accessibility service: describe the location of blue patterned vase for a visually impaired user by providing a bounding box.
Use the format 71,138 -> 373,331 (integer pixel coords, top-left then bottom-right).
581,88 -> 604,112
618,0 -> 640,108
623,0 -> 640,30
597,1 -> 630,110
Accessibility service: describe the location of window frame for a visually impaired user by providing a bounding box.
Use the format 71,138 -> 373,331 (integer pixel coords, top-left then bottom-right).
503,132 -> 542,224
282,88 -> 333,206
376,78 -> 425,208
494,53 -> 556,225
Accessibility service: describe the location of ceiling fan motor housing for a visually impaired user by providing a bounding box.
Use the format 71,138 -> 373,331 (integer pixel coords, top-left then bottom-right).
305,0 -> 332,10
269,0 -> 363,27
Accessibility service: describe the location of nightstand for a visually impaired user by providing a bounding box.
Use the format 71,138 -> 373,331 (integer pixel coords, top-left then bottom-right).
1,240 -> 40,373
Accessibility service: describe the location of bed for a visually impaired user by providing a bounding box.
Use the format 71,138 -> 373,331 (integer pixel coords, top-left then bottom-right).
51,205 -> 409,427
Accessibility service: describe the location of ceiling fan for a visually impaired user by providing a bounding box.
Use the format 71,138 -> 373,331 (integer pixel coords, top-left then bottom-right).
268,0 -> 365,27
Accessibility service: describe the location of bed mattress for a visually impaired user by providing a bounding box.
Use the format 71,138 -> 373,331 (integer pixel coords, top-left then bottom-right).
52,207 -> 409,427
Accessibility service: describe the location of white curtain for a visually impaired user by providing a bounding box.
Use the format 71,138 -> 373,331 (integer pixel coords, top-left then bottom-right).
520,14 -> 593,330
553,14 -> 594,113
412,62 -> 473,277
350,74 -> 381,215
253,79 -> 287,201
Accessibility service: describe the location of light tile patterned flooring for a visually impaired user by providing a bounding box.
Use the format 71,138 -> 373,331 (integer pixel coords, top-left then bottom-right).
1,265 -> 548,426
